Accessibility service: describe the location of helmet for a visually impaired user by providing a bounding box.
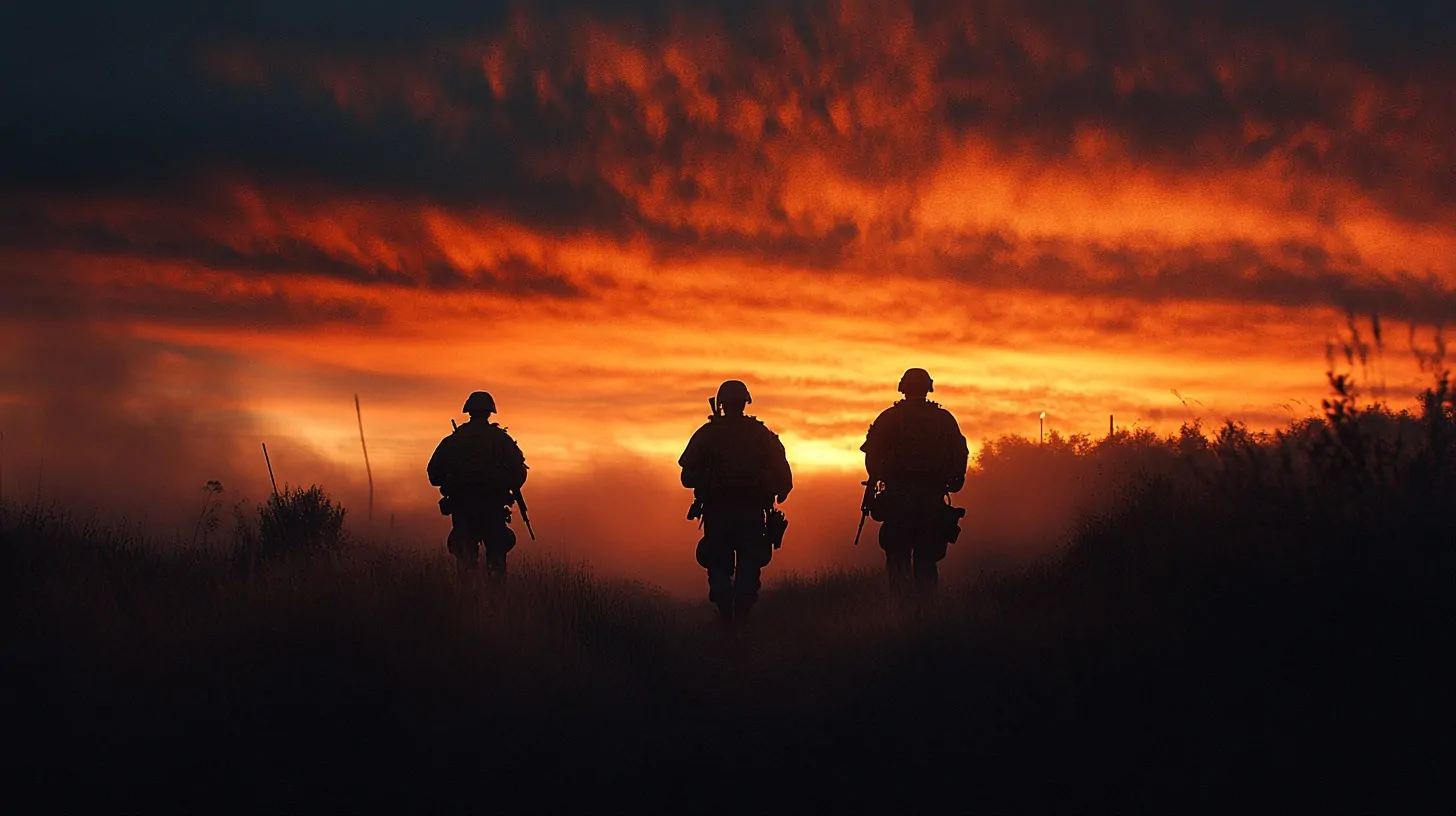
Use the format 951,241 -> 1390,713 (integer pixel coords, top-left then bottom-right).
897,368 -> 934,394
462,391 -> 497,415
716,379 -> 752,405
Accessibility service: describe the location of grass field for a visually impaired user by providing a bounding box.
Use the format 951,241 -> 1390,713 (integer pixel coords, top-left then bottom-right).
5,373 -> 1453,811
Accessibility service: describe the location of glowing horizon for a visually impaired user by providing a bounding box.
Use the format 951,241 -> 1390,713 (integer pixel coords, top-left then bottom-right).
3,0 -> 1453,541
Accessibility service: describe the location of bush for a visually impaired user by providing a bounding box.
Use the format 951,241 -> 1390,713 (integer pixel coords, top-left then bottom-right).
959,367 -> 1456,570
242,483 -> 347,565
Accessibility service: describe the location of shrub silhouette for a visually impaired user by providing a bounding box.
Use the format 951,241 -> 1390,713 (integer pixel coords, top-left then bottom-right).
251,483 -> 347,563
956,366 -> 1456,571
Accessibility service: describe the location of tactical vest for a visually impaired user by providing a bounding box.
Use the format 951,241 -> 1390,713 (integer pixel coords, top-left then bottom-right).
698,417 -> 780,497
431,422 -> 525,490
869,402 -> 960,484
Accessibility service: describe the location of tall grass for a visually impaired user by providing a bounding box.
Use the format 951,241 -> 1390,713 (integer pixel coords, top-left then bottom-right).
3,371 -> 1453,811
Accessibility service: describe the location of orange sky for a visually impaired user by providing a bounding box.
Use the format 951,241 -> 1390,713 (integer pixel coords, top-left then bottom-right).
2,0 -> 1454,590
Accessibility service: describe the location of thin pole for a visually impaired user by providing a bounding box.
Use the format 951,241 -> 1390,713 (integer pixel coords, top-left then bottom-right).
1039,412 -> 1045,443
262,443 -> 280,500
355,394 -> 374,524
1109,414 -> 1114,437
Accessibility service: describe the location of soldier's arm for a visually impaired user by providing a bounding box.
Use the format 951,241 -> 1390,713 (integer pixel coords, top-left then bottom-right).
426,437 -> 452,487
503,435 -> 528,489
861,412 -> 887,480
945,411 -> 969,492
767,430 -> 792,501
678,425 -> 710,488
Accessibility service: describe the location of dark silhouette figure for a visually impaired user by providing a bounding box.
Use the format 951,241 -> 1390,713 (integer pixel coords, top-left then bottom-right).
427,391 -> 528,577
861,368 -> 968,592
679,380 -> 793,624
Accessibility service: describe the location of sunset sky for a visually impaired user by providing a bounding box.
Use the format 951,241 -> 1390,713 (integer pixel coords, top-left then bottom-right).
3,0 -> 1454,585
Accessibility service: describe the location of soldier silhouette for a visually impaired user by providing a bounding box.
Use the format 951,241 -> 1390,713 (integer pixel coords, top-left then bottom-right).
427,391 -> 528,577
679,380 -> 793,624
860,368 -> 968,593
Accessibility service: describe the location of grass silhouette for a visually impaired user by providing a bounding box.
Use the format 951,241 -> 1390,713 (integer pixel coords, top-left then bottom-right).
4,371 -> 1452,811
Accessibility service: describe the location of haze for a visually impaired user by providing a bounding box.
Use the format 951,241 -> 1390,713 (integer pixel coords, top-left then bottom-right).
3,0 -> 1453,593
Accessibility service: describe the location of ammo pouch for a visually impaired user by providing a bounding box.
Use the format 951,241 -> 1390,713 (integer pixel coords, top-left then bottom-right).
438,495 -> 454,516
764,508 -> 788,550
943,502 -> 967,544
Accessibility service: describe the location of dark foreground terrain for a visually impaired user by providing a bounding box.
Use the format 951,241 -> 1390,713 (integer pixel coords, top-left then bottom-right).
5,380 -> 1455,812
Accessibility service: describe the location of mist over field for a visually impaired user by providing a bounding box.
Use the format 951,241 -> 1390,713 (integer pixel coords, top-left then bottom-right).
0,313 -> 1100,594
0,329 -> 1139,599
7,369 -> 1453,810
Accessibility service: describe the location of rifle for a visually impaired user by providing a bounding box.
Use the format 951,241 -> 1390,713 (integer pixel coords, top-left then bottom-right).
853,479 -> 877,546
708,396 -> 721,418
512,487 -> 536,540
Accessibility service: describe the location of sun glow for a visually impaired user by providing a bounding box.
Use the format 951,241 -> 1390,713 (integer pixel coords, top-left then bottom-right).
2,0 -> 1452,535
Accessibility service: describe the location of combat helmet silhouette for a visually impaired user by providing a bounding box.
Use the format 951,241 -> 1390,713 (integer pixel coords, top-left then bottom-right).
462,391 -> 497,415
897,368 -> 933,394
716,379 -> 752,405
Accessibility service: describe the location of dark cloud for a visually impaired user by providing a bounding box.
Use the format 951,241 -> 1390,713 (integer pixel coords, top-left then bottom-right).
912,0 -> 1456,74
644,219 -> 860,269
5,2 -> 1449,190
1,0 -> 1453,285
920,1 -> 1455,213
0,207 -> 586,298
0,261 -> 386,329
938,232 -> 1456,324
1214,0 -> 1456,73
0,67 -> 643,237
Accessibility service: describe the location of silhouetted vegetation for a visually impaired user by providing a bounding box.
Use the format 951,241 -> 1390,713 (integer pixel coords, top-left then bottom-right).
961,369 -> 1456,566
3,372 -> 1452,811
233,483 -> 348,569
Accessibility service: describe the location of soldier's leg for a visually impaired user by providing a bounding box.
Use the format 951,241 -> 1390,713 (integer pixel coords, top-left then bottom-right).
732,548 -> 767,619
912,539 -> 947,593
733,557 -> 763,619
697,518 -> 736,620
709,556 -> 736,620
729,507 -> 769,619
446,518 -> 479,570
911,496 -> 951,592
483,522 -> 516,578
879,520 -> 913,590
